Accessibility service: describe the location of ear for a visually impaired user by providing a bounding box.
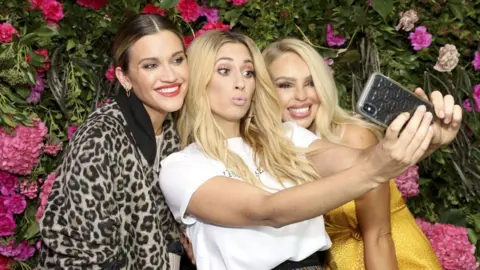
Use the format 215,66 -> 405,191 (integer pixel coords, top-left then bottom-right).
115,66 -> 131,89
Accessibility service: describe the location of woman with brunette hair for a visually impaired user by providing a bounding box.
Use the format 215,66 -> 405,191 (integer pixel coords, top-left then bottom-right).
39,14 -> 190,269
159,30 -> 461,269
263,38 -> 447,269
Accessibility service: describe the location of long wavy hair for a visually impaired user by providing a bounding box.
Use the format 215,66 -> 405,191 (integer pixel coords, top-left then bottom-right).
177,31 -> 319,187
263,38 -> 383,143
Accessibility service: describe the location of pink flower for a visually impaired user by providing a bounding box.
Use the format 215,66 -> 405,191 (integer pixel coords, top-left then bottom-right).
76,0 -> 109,9
196,21 -> 231,36
28,0 -> 44,9
200,7 -> 219,23
434,44 -> 460,72
40,0 -> 64,24
184,35 -> 194,48
408,26 -> 432,51
142,4 -> 165,16
0,23 -> 19,43
324,58 -> 334,66
463,99 -> 473,112
176,0 -> 201,22
36,172 -> 56,221
395,165 -> 420,198
105,65 -> 115,83
415,218 -> 479,270
3,193 -> 26,214
26,49 -> 50,72
0,214 -> 16,236
0,255 -> 11,270
44,142 -> 62,156
27,72 -> 46,104
0,171 -> 18,196
0,241 -> 36,261
473,84 -> 480,111
20,181 -> 38,199
473,51 -> 480,71
395,9 -> 419,32
0,120 -> 48,175
326,24 -> 345,47
226,0 -> 248,6
67,125 -> 78,141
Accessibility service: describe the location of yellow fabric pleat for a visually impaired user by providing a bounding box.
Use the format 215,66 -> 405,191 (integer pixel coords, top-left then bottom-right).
324,180 -> 442,270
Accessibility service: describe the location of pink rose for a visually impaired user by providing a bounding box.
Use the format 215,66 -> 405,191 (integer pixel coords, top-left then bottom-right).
0,171 -> 18,196
326,24 -> 345,47
20,180 -> 38,199
0,23 -> 19,43
176,0 -> 201,22
196,21 -> 231,36
105,65 -> 115,83
395,9 -> 419,31
408,26 -> 432,51
433,44 -> 460,72
44,142 -> 62,156
67,125 -> 78,141
472,51 -> 480,71
40,0 -> 64,24
226,0 -> 248,6
142,4 -> 166,16
76,0 -> 109,9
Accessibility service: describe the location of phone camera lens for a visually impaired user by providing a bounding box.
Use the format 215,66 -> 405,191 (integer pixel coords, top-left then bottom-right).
363,103 -> 377,115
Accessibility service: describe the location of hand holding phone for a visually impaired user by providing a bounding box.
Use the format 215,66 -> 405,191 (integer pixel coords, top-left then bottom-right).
356,73 -> 434,128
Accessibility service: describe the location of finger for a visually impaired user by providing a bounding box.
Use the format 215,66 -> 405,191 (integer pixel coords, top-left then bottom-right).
430,91 -> 444,118
385,112 -> 411,140
414,88 -> 429,101
451,105 -> 463,128
397,105 -> 428,146
442,95 -> 455,124
404,111 -> 433,159
411,125 -> 434,162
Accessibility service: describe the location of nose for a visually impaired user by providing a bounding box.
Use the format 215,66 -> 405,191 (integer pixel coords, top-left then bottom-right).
159,64 -> 177,82
234,70 -> 245,91
294,86 -> 308,101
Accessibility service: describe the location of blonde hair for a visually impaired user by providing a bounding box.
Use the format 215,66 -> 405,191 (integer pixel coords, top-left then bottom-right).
177,31 -> 319,187
263,38 -> 383,143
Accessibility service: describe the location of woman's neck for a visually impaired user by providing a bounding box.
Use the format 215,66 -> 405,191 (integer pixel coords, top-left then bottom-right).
214,115 -> 241,138
144,105 -> 167,136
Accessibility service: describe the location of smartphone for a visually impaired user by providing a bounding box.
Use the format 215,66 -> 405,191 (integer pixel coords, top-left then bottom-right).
356,72 -> 434,128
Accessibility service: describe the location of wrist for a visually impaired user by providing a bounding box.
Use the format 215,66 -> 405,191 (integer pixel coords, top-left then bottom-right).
355,150 -> 384,188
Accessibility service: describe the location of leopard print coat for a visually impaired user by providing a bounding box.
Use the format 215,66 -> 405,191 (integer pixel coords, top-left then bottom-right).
38,102 -> 181,270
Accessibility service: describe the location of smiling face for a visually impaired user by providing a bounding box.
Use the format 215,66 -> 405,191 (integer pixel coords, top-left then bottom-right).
116,30 -> 188,119
206,42 -> 256,130
268,52 -> 320,129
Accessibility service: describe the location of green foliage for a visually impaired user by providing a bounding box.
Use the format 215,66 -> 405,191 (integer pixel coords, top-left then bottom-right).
1,0 -> 479,266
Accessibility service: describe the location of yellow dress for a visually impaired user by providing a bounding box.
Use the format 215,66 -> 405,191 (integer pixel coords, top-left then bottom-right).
324,180 -> 442,270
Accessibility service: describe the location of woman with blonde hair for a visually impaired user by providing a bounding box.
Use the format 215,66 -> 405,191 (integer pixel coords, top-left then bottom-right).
263,37 -> 445,269
159,30 -> 460,270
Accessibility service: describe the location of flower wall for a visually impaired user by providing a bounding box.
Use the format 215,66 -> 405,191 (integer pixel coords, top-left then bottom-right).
0,0 -> 479,269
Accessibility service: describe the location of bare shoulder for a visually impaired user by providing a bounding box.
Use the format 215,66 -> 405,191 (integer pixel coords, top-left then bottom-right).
341,124 -> 378,149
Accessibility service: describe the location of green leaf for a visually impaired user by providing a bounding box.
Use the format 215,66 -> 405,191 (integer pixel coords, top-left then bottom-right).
159,0 -> 178,9
353,6 -> 368,26
448,3 -> 464,20
19,33 -> 38,45
66,39 -> 76,51
239,17 -> 255,28
33,26 -> 59,38
29,52 -> 46,68
370,0 -> 393,20
3,86 -> 27,104
468,228 -> 477,245
0,113 -> 17,128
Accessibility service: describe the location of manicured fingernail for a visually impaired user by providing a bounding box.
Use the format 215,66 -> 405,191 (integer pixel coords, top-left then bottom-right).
418,105 -> 426,111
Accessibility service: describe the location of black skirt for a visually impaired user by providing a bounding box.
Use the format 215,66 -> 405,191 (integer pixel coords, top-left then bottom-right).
272,251 -> 326,270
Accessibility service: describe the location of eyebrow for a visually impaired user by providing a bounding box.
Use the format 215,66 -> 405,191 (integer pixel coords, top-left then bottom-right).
274,75 -> 313,82
138,50 -> 185,64
215,57 -> 253,65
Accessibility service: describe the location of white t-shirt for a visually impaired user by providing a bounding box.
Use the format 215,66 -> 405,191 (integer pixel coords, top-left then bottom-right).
160,122 -> 331,270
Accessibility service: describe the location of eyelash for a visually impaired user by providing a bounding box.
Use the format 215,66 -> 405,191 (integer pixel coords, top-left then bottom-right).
277,81 -> 314,88
218,68 -> 255,78
142,56 -> 185,69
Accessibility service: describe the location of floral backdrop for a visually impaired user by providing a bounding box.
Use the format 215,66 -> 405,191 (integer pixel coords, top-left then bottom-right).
0,0 -> 479,269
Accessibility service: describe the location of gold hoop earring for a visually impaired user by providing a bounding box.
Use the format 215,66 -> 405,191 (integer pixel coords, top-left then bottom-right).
125,86 -> 131,97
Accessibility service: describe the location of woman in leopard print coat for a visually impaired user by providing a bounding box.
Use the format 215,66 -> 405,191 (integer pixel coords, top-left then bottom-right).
39,14 -> 191,270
